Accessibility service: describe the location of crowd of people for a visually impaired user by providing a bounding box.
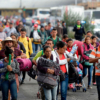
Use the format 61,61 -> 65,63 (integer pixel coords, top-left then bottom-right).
0,18 -> 100,100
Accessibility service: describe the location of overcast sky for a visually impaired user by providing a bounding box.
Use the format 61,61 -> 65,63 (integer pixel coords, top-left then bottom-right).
0,0 -> 83,8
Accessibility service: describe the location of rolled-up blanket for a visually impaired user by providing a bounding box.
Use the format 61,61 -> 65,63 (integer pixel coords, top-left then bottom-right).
16,58 -> 32,71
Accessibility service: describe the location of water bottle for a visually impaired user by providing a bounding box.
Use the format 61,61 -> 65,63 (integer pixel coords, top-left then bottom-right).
68,44 -> 78,57
0,60 -> 4,68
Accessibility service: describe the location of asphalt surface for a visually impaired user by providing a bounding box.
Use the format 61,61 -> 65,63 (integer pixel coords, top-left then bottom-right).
0,74 -> 98,100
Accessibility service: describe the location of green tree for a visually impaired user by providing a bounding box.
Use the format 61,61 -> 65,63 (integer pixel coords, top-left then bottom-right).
63,10 -> 95,34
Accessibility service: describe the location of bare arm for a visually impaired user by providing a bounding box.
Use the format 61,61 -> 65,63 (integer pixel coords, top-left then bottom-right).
21,53 -> 27,58
89,57 -> 100,63
67,58 -> 71,62
16,53 -> 27,59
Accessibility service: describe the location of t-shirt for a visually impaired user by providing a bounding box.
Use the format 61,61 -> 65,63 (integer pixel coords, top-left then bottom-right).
47,36 -> 61,48
59,54 -> 67,73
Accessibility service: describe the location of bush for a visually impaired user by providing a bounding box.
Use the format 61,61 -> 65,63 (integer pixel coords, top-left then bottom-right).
63,10 -> 95,35
68,32 -> 75,39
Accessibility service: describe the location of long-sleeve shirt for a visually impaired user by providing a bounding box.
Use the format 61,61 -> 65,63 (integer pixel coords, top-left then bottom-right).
0,59 -> 20,81
73,25 -> 85,36
37,55 -> 60,76
81,43 -> 94,61
0,32 -> 7,40
3,27 -> 18,37
18,36 -> 33,58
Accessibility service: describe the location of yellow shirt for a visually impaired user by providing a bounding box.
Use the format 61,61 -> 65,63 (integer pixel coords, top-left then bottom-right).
19,36 -> 33,58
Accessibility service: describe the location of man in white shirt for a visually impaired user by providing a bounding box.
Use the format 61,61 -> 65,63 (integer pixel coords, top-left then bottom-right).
30,24 -> 41,53
3,22 -> 18,37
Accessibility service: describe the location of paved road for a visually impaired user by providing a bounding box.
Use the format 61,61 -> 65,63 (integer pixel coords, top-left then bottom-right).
0,74 -> 98,100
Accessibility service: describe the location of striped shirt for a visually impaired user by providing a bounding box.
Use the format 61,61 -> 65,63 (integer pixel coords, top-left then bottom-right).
89,46 -> 100,76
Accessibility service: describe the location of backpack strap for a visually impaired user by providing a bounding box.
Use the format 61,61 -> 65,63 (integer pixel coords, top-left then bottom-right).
57,37 -> 59,42
18,36 -> 20,41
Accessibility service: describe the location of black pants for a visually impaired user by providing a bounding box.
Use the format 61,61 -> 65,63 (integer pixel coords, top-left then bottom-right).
22,71 -> 26,81
93,67 -> 96,83
75,35 -> 82,41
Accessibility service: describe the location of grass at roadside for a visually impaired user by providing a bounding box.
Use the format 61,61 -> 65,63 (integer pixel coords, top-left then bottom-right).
68,32 -> 75,39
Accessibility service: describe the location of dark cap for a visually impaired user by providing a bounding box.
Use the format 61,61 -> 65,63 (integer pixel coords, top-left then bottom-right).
41,25 -> 44,28
9,22 -> 13,24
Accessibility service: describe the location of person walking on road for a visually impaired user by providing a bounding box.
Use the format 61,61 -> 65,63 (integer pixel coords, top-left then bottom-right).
37,46 -> 60,100
0,46 -> 20,100
3,22 -> 18,37
55,20 -> 63,38
81,36 -> 94,89
62,21 -> 67,35
47,28 -> 61,49
30,24 -> 41,53
89,44 -> 100,100
73,20 -> 85,41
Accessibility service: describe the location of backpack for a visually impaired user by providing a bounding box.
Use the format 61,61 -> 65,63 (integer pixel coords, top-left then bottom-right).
27,67 -> 37,80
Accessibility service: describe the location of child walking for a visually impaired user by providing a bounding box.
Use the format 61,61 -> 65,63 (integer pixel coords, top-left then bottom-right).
0,46 -> 20,100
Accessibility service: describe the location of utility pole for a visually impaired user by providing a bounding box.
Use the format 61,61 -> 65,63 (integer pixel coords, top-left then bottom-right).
20,0 -> 22,8
75,0 -> 77,5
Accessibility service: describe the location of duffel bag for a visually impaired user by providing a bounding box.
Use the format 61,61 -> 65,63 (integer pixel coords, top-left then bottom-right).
16,58 -> 32,71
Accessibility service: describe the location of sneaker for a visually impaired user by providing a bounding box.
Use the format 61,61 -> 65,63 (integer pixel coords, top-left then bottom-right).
69,84 -> 74,89
87,86 -> 92,89
93,82 -> 96,85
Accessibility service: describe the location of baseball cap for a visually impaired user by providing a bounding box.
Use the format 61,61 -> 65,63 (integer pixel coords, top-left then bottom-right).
34,24 -> 38,27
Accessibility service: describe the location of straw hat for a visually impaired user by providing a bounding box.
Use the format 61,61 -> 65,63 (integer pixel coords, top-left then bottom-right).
1,37 -> 16,46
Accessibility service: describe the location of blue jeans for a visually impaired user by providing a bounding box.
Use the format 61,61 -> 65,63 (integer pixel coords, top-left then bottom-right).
96,76 -> 100,100
60,74 -> 69,100
43,85 -> 58,100
1,79 -> 17,100
83,65 -> 94,86
32,43 -> 38,53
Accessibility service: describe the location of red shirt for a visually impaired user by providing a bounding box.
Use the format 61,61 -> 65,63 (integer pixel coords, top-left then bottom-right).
59,54 -> 67,73
67,47 -> 79,58
62,39 -> 67,44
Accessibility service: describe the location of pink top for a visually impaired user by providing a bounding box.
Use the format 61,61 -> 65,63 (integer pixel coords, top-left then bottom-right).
73,40 -> 83,55
81,43 -> 94,60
